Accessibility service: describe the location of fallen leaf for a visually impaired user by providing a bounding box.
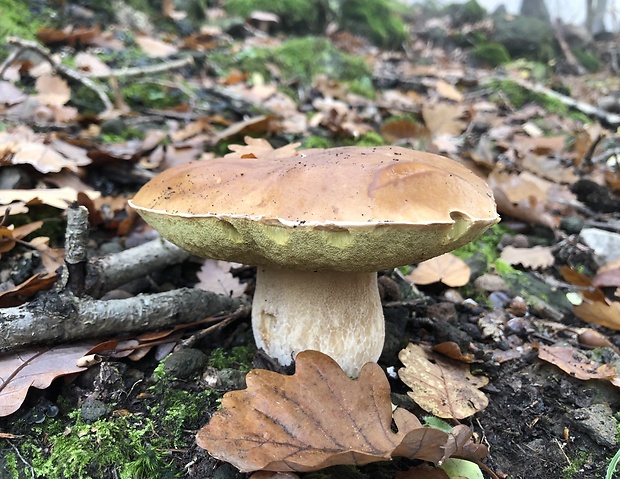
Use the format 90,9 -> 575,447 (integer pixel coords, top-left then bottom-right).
0,273 -> 58,308
435,80 -> 463,102
35,74 -> 71,106
537,345 -> 618,382
572,299 -> 620,330
422,103 -> 466,138
592,260 -> 620,288
0,343 -> 92,416
135,35 -> 179,58
0,221 -> 43,256
398,343 -> 488,419
195,260 -> 246,297
225,136 -> 300,159
407,254 -> 471,287
0,188 -> 101,210
197,350 -> 486,472
499,245 -> 555,269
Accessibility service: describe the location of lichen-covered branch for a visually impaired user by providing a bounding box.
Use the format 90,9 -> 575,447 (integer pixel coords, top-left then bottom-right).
0,288 -> 245,353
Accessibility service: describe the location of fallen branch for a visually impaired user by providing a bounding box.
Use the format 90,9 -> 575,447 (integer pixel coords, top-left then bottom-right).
0,288 -> 245,353
5,36 -> 114,114
507,77 -> 620,126
552,19 -> 587,75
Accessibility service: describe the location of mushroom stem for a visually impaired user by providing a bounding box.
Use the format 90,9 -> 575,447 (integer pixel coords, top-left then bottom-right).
252,268 -> 384,377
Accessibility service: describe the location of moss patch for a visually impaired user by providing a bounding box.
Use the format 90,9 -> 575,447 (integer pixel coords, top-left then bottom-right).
489,79 -> 570,114
0,0 -> 41,58
339,0 -> 407,49
472,43 -> 511,67
210,36 -> 371,87
208,346 -> 255,372
225,0 -> 329,34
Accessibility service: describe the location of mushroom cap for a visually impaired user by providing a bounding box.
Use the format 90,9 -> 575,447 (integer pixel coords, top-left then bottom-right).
129,145 -> 498,271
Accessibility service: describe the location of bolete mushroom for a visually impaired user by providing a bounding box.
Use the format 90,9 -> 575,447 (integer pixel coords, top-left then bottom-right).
129,145 -> 498,377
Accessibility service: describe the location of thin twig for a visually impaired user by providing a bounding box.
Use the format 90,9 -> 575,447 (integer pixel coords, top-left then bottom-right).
6,36 -> 113,113
7,440 -> 35,479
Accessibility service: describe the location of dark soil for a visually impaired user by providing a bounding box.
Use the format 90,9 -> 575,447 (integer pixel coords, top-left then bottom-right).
1,257 -> 617,479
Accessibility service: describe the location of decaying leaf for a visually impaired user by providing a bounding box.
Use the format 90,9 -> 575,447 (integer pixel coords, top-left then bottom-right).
398,343 -> 488,419
572,299 -> 620,330
0,272 -> 57,308
499,245 -> 555,269
421,103 -> 466,138
0,127 -> 91,173
592,260 -> 620,288
0,221 -> 43,256
0,187 -> 101,210
225,136 -> 300,159
197,350 -> 486,472
407,253 -> 471,287
195,259 -> 246,297
0,343 -> 92,417
537,345 -> 618,384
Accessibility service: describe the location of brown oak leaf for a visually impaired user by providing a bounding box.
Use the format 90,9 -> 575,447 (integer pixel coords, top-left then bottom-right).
398,343 -> 489,419
197,351 -> 486,472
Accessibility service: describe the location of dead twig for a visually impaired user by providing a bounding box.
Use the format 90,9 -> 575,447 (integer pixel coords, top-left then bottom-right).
5,36 -> 114,114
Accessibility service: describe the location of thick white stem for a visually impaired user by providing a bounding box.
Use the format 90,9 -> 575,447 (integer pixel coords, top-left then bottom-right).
252,268 -> 384,377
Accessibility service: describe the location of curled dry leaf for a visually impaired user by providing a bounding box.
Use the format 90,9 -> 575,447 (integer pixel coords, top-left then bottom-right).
197,350 -> 486,473
0,343 -> 92,417
398,343 -> 488,419
407,253 -> 471,287
225,136 -> 301,159
499,245 -> 555,270
537,345 -> 619,385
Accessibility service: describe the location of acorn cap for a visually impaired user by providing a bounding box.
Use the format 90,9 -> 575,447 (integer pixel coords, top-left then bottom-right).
129,145 -> 498,272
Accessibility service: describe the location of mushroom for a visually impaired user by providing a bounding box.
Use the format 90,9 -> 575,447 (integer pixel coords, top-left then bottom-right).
129,145 -> 498,377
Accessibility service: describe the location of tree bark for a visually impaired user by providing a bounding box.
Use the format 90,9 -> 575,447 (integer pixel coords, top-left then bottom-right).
0,288 -> 245,353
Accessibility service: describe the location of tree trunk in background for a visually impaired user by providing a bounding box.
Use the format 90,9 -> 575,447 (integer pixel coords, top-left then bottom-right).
586,0 -> 608,34
520,0 -> 550,23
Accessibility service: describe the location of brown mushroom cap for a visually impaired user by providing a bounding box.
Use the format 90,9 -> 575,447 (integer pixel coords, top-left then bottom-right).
129,146 -> 498,271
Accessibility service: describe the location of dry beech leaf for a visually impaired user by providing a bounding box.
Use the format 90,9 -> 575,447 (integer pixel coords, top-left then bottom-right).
537,345 -> 618,383
407,253 -> 471,287
592,260 -> 620,288
432,342 -> 476,363
398,343 -> 488,419
435,80 -> 463,102
35,74 -> 71,106
572,299 -> 620,330
499,245 -> 555,270
195,259 -> 246,297
225,136 -> 301,159
421,103 -> 466,138
197,351 -> 486,472
135,35 -> 179,58
560,266 -> 606,302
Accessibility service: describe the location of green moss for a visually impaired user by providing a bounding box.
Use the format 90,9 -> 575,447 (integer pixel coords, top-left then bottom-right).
453,224 -> 508,265
561,450 -> 592,479
210,37 -> 371,87
489,79 -> 570,114
22,413 -> 177,479
339,0 -> 408,49
3,452 -> 19,479
492,15 -> 554,62
572,47 -> 601,73
208,346 -> 255,372
225,0 -> 329,34
302,135 -> 335,149
444,0 -> 486,25
101,128 -> 145,143
347,132 -> 385,147
0,0 -> 40,57
472,43 -> 511,67
122,82 -> 186,109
